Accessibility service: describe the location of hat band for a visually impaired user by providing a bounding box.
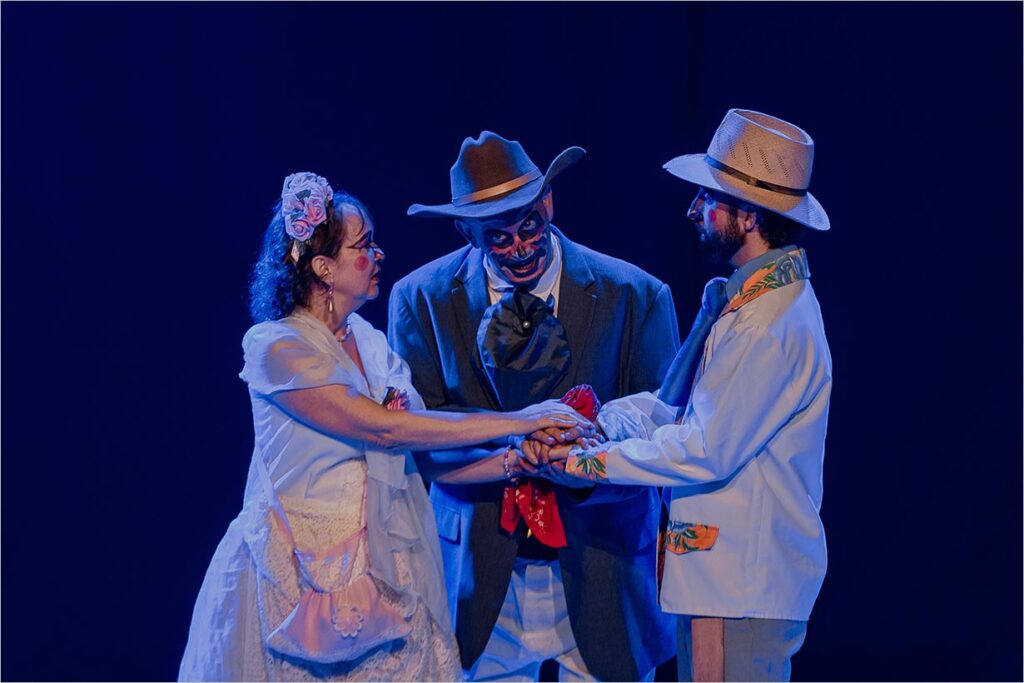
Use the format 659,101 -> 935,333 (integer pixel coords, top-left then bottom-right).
452,168 -> 543,206
705,156 -> 807,197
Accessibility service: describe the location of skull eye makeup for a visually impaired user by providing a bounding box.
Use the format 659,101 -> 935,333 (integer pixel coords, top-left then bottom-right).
480,207 -> 545,251
518,212 -> 543,239
486,231 -> 513,248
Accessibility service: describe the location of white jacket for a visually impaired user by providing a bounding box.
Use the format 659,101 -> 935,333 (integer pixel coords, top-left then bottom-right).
587,274 -> 832,621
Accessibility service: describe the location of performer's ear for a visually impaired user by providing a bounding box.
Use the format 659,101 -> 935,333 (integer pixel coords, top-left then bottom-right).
310,255 -> 332,284
454,219 -> 479,247
540,189 -> 554,222
737,203 -> 760,233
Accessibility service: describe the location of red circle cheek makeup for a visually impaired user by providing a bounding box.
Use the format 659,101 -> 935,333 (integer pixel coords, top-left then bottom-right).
354,255 -> 370,272
708,209 -> 717,223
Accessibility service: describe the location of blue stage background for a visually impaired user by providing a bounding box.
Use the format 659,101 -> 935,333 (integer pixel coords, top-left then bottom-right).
2,3 -> 1021,681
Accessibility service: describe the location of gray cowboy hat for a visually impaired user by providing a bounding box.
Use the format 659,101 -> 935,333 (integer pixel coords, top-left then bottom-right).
407,131 -> 585,219
664,109 -> 830,231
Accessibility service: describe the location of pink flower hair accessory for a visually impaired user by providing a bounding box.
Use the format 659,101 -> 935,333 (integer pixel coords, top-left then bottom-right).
281,172 -> 334,243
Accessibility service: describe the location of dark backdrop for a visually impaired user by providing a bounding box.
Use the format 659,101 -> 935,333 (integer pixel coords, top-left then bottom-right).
2,3 -> 1021,681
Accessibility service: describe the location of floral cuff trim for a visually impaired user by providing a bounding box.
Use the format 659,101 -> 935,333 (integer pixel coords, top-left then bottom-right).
664,521 -> 719,555
564,449 -> 608,482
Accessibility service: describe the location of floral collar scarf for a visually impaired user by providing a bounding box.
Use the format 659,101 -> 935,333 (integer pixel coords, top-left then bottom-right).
724,247 -> 811,314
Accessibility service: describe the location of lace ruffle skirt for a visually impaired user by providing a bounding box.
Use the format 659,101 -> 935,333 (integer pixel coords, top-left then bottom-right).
178,463 -> 460,682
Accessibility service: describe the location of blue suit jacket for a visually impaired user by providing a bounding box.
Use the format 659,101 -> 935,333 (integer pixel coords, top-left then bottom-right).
387,227 -> 680,680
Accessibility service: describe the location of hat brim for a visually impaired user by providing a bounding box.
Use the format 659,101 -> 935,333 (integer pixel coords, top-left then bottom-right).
663,154 -> 830,231
408,146 -> 586,219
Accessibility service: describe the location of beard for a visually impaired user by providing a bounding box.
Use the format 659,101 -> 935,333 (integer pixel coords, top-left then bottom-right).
697,213 -> 745,263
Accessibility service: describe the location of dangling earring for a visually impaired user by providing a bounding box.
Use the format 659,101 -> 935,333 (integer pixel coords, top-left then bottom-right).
326,280 -> 334,314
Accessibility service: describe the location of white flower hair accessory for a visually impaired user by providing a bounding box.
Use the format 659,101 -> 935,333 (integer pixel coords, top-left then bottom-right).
281,172 -> 334,252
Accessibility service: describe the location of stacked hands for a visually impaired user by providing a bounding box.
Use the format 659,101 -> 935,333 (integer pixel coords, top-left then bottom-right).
384,384 -> 599,486
509,424 -> 601,488
507,386 -> 605,488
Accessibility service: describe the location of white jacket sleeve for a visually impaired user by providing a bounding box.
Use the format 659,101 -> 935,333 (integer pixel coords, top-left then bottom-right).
568,321 -> 807,487
596,391 -> 680,441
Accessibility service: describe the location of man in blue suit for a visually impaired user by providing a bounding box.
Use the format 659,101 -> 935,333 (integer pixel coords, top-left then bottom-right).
388,131 -> 678,681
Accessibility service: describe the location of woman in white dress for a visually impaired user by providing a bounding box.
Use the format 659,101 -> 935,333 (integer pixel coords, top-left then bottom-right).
178,173 -> 587,682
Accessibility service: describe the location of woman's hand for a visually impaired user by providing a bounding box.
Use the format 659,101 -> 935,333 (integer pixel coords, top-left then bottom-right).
527,424 -> 601,447
519,437 -> 551,468
512,399 -> 593,435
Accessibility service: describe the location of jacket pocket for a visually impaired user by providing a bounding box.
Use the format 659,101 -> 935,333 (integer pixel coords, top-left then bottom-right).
432,503 -> 461,543
663,521 -> 719,555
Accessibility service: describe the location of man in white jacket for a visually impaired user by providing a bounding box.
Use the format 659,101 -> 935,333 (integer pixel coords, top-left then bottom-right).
535,109 -> 833,682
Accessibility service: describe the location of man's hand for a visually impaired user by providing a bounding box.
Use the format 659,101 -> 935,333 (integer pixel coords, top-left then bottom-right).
536,460 -> 594,489
518,439 -> 597,488
520,435 -> 602,468
545,442 -> 576,463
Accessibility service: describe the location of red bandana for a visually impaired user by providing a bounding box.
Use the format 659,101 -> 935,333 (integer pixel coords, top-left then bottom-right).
499,385 -> 601,548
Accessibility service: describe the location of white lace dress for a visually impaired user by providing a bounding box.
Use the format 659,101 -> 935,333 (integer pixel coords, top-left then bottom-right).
178,309 -> 461,682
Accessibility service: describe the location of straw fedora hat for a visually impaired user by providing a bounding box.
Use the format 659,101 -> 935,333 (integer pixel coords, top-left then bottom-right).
664,109 -> 829,231
407,131 -> 585,219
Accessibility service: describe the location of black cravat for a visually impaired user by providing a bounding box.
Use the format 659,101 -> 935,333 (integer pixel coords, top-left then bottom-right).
477,289 -> 571,411
659,277 -> 728,413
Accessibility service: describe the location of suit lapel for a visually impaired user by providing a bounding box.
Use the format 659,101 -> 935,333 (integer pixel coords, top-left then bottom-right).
451,248 -> 501,409
552,228 -> 597,391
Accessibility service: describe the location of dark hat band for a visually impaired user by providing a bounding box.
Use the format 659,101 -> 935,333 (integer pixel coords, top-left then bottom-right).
452,168 -> 542,206
705,156 -> 807,197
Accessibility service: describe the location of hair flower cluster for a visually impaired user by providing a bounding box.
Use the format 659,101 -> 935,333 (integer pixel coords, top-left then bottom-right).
281,172 -> 334,242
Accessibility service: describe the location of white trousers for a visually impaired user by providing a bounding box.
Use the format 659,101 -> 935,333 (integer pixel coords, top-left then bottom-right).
466,558 -> 588,681
466,558 -> 654,682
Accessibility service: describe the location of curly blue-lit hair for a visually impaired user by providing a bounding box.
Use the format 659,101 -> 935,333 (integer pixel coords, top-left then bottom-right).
248,191 -> 373,323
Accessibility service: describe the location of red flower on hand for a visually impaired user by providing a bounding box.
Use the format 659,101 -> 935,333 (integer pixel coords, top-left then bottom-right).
382,387 -> 410,411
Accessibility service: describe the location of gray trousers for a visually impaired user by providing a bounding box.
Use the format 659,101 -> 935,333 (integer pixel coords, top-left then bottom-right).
676,616 -> 807,682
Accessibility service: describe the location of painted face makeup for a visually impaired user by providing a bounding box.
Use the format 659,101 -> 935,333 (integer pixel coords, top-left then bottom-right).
465,201 -> 553,287
339,204 -> 385,300
687,188 -> 745,263
688,188 -> 733,236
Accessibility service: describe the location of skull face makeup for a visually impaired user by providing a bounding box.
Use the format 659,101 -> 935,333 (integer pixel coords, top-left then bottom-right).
456,191 -> 554,288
